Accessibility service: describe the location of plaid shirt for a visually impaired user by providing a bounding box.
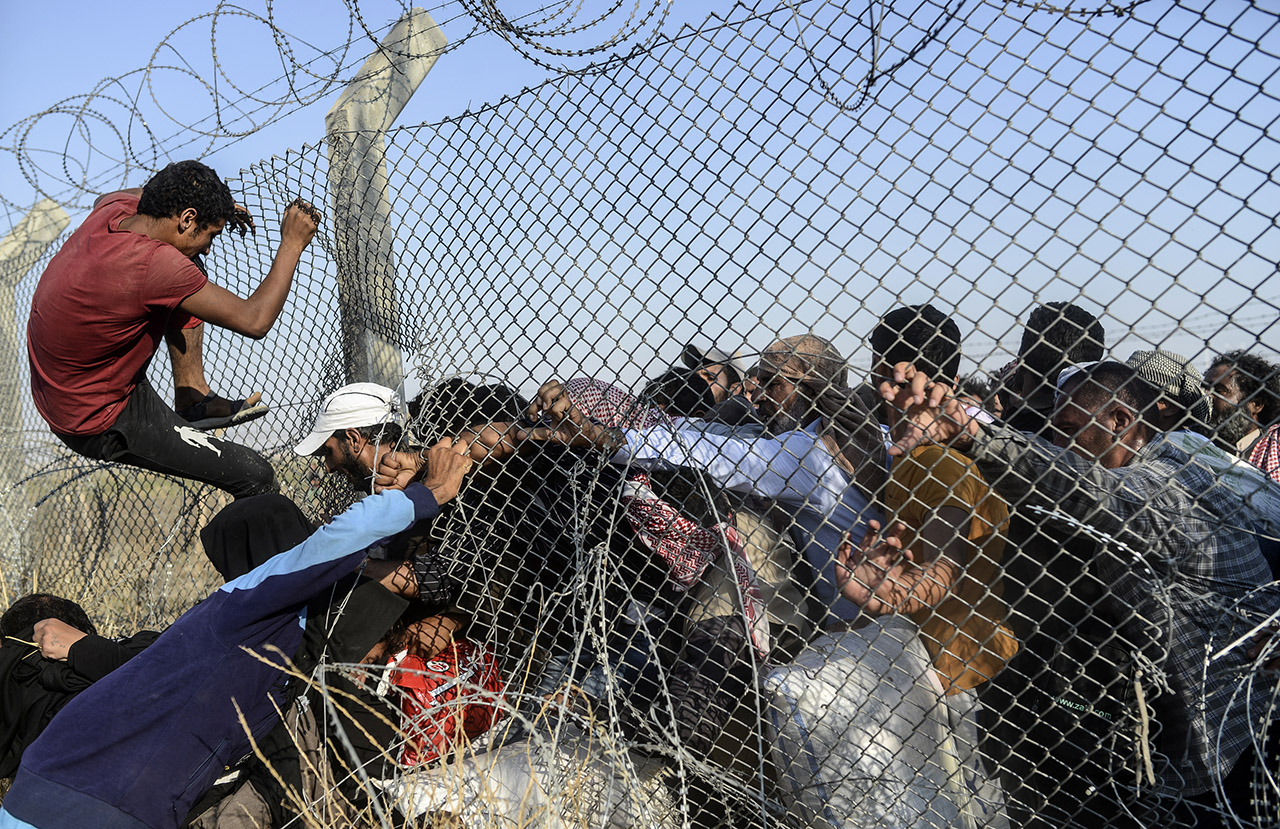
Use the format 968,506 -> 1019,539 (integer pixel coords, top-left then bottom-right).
970,424 -> 1277,796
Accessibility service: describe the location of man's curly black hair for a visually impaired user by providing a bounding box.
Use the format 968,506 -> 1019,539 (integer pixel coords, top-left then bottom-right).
136,160 -> 236,229
1210,349 -> 1280,427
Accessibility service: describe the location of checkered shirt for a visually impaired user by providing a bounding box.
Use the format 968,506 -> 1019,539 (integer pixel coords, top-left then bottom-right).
971,424 -> 1278,797
1247,423 -> 1280,484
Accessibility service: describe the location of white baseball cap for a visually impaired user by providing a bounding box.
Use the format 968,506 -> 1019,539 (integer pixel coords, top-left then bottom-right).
293,382 -> 399,456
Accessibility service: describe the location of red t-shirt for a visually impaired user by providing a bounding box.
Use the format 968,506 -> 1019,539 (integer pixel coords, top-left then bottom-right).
27,193 -> 208,435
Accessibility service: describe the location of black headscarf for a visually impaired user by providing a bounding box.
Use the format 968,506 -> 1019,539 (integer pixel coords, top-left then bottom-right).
642,366 -> 718,418
201,494 -> 314,582
0,631 -> 92,777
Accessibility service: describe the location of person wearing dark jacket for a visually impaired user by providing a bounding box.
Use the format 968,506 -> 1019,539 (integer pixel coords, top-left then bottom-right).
1,595 -> 162,781
183,491 -> 414,827
0,439 -> 472,829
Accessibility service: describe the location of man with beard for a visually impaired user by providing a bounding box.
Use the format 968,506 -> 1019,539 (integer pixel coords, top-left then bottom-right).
294,379 -> 466,633
1204,350 -> 1280,458
294,382 -> 404,491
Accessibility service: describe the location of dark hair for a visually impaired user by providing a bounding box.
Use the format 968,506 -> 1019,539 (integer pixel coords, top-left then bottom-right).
1059,361 -> 1159,438
338,422 -> 405,447
870,304 -> 964,379
136,160 -> 236,230
1,594 -> 96,638
955,374 -> 995,402
642,367 -> 717,417
1019,302 -> 1105,382
409,379 -> 529,437
1210,350 -> 1280,426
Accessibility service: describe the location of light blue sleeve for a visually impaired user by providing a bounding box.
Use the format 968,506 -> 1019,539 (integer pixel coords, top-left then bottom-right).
217,485 -> 438,620
0,808 -> 38,828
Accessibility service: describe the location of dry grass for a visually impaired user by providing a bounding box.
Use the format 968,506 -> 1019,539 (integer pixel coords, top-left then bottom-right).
0,450 -> 762,828
0,447 -> 346,633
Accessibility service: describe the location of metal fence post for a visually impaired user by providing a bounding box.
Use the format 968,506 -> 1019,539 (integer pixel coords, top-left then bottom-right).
324,8 -> 447,388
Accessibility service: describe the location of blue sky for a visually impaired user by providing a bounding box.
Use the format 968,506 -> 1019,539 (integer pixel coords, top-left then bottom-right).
0,1 -> 629,218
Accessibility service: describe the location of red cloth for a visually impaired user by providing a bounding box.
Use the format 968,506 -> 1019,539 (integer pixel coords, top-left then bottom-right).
27,193 -> 208,435
392,639 -> 505,767
1248,424 -> 1280,484
564,377 -> 771,656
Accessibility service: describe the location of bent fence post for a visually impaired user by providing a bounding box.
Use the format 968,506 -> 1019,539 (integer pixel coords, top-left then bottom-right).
0,198 -> 69,604
0,199 -> 69,482
324,7 -> 447,389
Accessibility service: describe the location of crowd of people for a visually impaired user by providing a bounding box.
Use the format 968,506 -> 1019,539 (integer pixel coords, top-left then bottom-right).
1,160 -> 1279,829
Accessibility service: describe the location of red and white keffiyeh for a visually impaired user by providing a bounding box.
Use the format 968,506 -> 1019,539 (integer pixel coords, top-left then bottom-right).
1248,424 -> 1280,484
564,377 -> 772,656
562,377 -> 669,430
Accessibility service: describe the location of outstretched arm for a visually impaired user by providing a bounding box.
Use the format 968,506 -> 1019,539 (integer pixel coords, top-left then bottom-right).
220,441 -> 473,620
178,198 -> 319,338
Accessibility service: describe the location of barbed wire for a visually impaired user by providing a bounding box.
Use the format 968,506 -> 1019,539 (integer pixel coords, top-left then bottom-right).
2,0 -> 1280,826
1002,0 -> 1151,18
0,0 -> 677,220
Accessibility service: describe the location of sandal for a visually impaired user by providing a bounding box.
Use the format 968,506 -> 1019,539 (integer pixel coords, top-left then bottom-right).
178,392 -> 270,431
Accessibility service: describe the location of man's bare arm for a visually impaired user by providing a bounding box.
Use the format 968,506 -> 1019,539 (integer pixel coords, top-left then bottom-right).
178,199 -> 319,338
362,560 -> 419,598
837,508 -> 970,616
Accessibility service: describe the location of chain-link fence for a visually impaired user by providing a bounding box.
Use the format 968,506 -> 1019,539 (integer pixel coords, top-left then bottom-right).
2,0 -> 1279,826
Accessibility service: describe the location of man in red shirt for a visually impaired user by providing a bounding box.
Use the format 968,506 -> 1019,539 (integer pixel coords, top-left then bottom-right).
27,160 -> 319,497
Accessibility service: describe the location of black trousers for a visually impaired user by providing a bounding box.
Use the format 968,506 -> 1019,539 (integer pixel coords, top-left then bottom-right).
57,379 -> 276,499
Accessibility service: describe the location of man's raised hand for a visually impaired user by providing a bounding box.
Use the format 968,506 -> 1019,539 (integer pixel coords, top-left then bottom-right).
281,198 -> 320,249
419,437 -> 474,504
835,520 -> 914,615
522,379 -> 615,449
878,361 -> 983,456
528,379 -> 574,425
229,204 -> 256,237
459,422 -> 521,464
374,450 -> 425,493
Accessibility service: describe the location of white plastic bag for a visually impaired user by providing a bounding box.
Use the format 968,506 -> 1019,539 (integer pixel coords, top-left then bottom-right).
381,722 -> 676,829
765,615 -> 1008,829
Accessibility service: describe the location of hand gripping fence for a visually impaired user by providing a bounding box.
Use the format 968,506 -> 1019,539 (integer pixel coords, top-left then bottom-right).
0,1 -> 1278,827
